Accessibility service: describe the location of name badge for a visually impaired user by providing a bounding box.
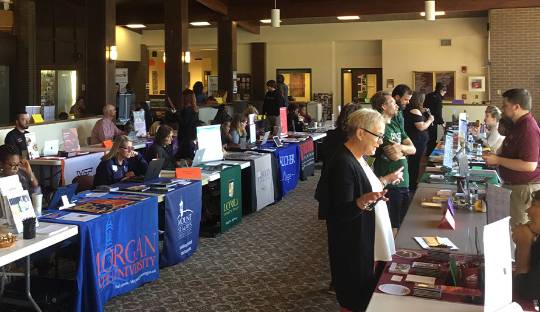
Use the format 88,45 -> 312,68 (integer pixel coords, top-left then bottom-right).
112,165 -> 118,172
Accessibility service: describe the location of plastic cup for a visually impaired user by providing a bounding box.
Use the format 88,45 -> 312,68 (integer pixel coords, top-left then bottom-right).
31,193 -> 43,217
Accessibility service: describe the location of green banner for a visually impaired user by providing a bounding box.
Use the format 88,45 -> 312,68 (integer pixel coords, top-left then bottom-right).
220,165 -> 242,233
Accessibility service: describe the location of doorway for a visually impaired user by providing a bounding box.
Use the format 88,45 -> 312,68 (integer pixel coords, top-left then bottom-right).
341,68 -> 382,107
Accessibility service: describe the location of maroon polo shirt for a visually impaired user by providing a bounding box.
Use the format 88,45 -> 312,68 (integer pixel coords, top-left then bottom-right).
499,112 -> 540,184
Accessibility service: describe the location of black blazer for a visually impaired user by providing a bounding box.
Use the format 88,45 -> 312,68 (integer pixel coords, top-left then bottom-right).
316,144 -> 373,223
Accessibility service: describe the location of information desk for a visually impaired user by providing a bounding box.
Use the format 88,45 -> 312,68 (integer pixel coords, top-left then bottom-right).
258,143 -> 301,200
395,185 -> 486,254
367,185 -> 487,312
0,222 -> 78,312
225,152 -> 275,212
40,193 -> 159,312
113,179 -> 203,267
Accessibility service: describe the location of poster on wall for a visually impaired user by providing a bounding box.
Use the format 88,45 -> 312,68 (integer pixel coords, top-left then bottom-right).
115,68 -> 129,93
208,75 -> 219,97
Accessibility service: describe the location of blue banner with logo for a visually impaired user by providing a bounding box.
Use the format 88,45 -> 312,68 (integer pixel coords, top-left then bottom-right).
162,180 -> 202,267
40,193 -> 159,312
273,144 -> 301,198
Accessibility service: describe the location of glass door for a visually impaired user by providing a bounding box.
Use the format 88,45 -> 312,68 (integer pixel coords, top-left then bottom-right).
57,70 -> 77,115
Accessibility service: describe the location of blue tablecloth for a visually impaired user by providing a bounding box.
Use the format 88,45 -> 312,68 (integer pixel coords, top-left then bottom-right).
113,179 -> 202,267
40,193 -> 159,312
259,143 -> 300,199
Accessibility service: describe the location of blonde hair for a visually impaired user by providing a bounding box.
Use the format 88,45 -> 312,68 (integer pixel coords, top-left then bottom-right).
346,108 -> 385,138
102,135 -> 131,161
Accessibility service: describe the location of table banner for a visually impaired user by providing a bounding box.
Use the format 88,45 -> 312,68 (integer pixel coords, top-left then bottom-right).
220,165 -> 242,233
299,138 -> 315,180
273,144 -> 300,198
40,193 -> 159,312
162,180 -> 202,267
252,153 -> 275,210
63,152 -> 105,185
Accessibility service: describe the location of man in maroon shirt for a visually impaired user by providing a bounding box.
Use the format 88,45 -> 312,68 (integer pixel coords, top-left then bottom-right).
483,89 -> 540,226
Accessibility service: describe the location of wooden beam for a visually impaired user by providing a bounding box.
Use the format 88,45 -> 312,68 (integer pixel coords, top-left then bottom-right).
228,0 -> 540,20
195,0 -> 227,16
237,20 -> 259,34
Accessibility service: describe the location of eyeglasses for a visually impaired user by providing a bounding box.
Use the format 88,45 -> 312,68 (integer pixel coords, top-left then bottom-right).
361,128 -> 384,142
6,162 -> 20,170
120,146 -> 134,151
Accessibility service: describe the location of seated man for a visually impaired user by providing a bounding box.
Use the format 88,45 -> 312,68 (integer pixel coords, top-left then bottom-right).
90,104 -> 125,145
94,136 -> 148,186
4,111 -> 30,156
287,103 -> 304,132
512,189 -> 540,302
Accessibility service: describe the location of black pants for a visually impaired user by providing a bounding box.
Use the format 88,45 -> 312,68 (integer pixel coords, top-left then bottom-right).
426,125 -> 438,156
386,187 -> 410,228
408,137 -> 427,191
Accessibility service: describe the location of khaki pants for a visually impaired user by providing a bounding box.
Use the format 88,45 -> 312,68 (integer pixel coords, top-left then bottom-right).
265,115 -> 281,135
503,183 -> 540,226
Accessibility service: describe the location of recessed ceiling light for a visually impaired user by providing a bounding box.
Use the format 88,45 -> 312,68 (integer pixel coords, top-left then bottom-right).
337,16 -> 360,21
260,19 -> 272,24
420,11 -> 445,16
190,21 -> 211,26
126,24 -> 146,29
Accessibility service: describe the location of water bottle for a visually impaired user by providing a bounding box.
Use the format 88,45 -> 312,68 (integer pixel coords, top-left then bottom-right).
476,144 -> 483,157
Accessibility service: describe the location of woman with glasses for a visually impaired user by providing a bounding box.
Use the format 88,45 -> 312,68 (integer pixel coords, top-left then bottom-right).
315,108 -> 400,312
94,136 -> 148,186
145,125 -> 175,170
0,144 -> 40,195
229,114 -> 248,146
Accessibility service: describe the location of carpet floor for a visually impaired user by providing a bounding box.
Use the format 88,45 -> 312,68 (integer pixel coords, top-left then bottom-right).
105,170 -> 340,312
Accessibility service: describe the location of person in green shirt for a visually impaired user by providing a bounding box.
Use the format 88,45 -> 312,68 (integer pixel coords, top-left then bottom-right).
392,84 -> 413,130
371,91 -> 416,235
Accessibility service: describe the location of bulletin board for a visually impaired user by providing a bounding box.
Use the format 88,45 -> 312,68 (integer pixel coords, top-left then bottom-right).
413,71 -> 455,101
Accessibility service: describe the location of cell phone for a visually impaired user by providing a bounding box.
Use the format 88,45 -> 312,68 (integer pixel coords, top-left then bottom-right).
365,196 -> 384,211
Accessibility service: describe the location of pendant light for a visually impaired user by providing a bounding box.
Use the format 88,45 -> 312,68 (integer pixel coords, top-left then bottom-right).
271,0 -> 280,27
425,1 -> 436,21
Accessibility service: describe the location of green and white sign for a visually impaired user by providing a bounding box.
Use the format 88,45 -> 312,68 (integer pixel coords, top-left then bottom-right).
220,165 -> 242,232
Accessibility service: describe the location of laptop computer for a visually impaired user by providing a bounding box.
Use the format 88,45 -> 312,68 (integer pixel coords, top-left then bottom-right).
124,158 -> 165,182
42,139 -> 59,156
191,148 -> 206,167
259,131 -> 271,145
46,183 -> 78,210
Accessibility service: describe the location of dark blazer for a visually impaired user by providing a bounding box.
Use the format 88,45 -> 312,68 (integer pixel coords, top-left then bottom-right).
315,144 -> 376,311
94,154 -> 148,186
176,107 -> 200,160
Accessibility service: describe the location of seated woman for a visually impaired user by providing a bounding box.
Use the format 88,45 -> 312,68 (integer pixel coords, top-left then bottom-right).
145,125 -> 175,170
220,116 -> 233,150
287,103 -> 304,132
298,104 -> 313,124
0,145 -> 40,195
229,114 -> 247,146
94,136 -> 148,186
512,190 -> 540,302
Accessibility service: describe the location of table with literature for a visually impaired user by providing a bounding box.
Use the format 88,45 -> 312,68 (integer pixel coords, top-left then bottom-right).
257,143 -> 300,200
113,178 -> 203,267
39,192 -> 159,312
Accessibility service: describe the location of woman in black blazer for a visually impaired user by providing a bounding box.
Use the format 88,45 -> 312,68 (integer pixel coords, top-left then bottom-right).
316,108 -> 394,311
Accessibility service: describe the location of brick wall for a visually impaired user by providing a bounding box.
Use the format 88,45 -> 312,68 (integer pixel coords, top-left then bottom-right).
490,8 -> 540,119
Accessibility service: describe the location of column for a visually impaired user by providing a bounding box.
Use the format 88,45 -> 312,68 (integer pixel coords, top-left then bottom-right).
86,0 -> 116,115
218,17 -> 237,103
14,0 -> 36,115
164,0 -> 188,109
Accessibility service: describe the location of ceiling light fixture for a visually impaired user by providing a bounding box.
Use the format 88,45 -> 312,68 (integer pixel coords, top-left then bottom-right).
125,24 -> 146,29
260,19 -> 271,24
190,21 -> 211,26
424,0 -> 436,21
337,16 -> 360,21
420,11 -> 445,17
271,0 -> 280,27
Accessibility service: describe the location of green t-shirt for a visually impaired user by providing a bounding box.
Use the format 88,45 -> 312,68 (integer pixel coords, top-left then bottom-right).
373,117 -> 410,188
